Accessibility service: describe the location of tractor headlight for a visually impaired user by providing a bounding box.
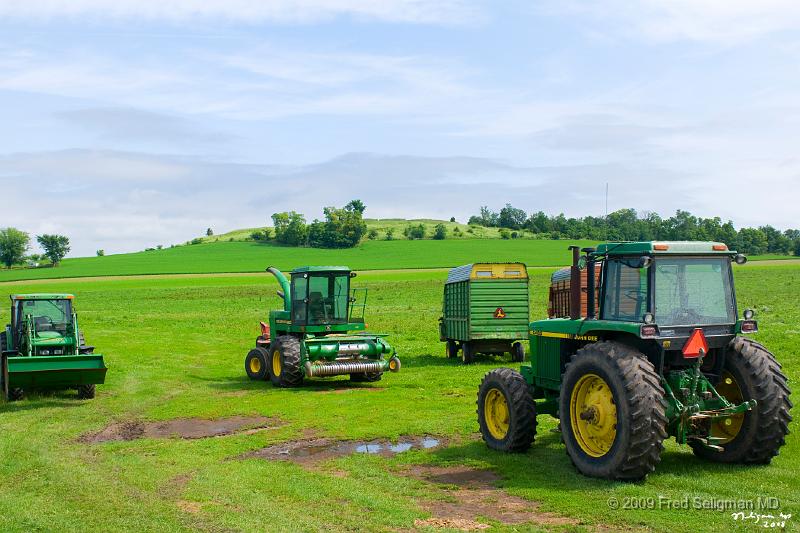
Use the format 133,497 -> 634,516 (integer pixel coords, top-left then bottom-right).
643,312 -> 655,324
743,308 -> 754,320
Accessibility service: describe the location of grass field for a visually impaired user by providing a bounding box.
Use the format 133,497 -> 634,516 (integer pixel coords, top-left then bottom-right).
0,263 -> 797,532
0,239 -> 597,283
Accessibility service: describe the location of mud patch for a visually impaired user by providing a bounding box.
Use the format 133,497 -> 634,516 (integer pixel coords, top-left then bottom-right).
244,436 -> 443,463
81,416 -> 281,443
407,465 -> 579,530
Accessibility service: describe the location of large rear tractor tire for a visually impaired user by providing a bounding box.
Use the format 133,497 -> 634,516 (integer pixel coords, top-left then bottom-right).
477,368 -> 537,452
268,336 -> 303,388
461,342 -> 475,365
560,341 -> 668,481
511,342 -> 525,363
446,340 -> 459,359
245,347 -> 269,381
690,337 -> 792,464
77,384 -> 96,399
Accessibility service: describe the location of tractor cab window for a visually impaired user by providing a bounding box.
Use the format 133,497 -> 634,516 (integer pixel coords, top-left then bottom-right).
654,257 -> 736,326
291,273 -> 350,325
15,299 -> 72,335
602,259 -> 648,321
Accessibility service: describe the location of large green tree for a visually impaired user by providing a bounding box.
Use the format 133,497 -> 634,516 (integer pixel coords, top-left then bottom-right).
307,202 -> 367,248
271,211 -> 308,246
0,227 -> 30,268
36,234 -> 71,266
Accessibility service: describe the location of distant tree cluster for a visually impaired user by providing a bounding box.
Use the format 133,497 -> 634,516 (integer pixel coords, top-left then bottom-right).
468,205 -> 800,256
270,200 -> 367,249
0,228 -> 71,269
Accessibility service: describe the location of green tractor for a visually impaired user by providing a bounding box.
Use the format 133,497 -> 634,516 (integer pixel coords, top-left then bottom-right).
245,266 -> 401,387
1,294 -> 107,401
477,242 -> 792,480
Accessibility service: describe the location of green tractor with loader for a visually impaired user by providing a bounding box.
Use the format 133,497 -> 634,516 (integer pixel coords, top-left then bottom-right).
245,266 -> 401,387
1,294 -> 107,401
477,242 -> 792,480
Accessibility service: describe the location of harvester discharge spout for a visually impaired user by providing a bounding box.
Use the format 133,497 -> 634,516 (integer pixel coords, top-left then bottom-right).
266,266 -> 292,312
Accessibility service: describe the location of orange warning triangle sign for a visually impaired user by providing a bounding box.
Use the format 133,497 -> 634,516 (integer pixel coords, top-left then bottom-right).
682,328 -> 709,358
494,307 -> 506,319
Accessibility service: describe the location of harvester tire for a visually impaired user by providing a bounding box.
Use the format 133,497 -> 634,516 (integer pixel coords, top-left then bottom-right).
268,336 -> 303,388
350,372 -> 382,383
77,384 -> 96,399
560,341 -> 667,481
690,337 -> 792,464
8,388 -> 23,402
245,347 -> 269,381
446,340 -> 459,359
477,368 -> 536,452
461,342 -> 475,365
512,342 -> 525,363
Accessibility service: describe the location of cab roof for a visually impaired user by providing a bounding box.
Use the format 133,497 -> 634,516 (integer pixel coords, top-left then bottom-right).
593,241 -> 735,256
290,266 -> 351,274
10,293 -> 75,301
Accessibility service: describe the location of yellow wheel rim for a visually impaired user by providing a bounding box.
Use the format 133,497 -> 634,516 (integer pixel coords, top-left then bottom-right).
484,388 -> 510,440
272,350 -> 282,377
570,373 -> 617,457
249,355 -> 262,374
711,371 -> 744,444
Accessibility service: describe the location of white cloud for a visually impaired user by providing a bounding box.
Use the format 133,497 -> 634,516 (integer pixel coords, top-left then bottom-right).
0,0 -> 481,25
549,0 -> 800,43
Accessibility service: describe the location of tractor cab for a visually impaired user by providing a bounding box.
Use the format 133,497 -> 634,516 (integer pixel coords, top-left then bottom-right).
289,266 -> 357,326
7,294 -> 78,355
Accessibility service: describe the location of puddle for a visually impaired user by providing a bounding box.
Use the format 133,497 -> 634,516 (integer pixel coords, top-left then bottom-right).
244,436 -> 443,463
80,416 -> 281,443
407,465 -> 579,530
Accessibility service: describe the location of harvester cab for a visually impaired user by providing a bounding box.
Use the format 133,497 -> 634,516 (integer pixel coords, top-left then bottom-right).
1,294 -> 107,401
245,266 -> 400,387
477,242 -> 792,480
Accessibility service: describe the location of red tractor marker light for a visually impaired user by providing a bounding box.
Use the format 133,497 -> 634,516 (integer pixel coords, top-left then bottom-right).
682,328 -> 709,359
494,307 -> 506,319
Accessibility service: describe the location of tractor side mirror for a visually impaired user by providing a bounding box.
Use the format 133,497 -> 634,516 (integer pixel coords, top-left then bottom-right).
349,272 -> 357,278
637,256 -> 653,268
734,254 -> 747,265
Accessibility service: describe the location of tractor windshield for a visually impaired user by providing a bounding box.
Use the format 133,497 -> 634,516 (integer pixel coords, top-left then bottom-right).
654,257 -> 736,326
15,299 -> 73,335
291,273 -> 350,325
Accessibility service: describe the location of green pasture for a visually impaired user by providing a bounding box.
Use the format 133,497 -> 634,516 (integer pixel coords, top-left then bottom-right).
0,263 -> 796,531
0,239 -> 597,282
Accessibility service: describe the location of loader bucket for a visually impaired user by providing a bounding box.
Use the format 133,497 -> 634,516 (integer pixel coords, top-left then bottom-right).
4,354 -> 107,390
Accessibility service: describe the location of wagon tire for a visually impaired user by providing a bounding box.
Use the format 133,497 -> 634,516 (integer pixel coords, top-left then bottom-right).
77,384 -> 96,399
560,341 -> 667,481
268,336 -> 303,387
512,342 -> 525,362
446,340 -> 459,359
477,368 -> 536,452
245,347 -> 269,381
461,342 -> 475,365
690,337 -> 792,464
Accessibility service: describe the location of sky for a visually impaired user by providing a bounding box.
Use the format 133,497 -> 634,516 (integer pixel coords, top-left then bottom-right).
1,0 -> 799,256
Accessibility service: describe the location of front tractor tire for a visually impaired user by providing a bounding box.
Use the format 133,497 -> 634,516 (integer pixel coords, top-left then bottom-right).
77,384 -> 96,399
245,347 -> 269,381
690,337 -> 792,464
268,336 -> 303,388
560,342 -> 667,481
477,368 -> 537,452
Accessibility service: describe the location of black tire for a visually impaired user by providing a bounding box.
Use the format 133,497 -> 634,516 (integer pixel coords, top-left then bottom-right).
350,372 -> 383,383
77,384 -> 96,399
511,342 -> 525,363
560,341 -> 668,481
268,336 -> 303,387
1,338 -> 23,402
461,342 -> 475,365
8,387 -> 24,402
690,337 -> 792,463
477,368 -> 537,452
245,347 -> 269,381
446,340 -> 459,359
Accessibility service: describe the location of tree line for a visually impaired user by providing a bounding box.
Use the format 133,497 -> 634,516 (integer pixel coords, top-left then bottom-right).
468,205 -> 800,256
0,229 -> 71,268
252,199 -> 368,248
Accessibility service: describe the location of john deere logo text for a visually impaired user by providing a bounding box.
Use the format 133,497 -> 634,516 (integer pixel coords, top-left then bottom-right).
494,307 -> 506,319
